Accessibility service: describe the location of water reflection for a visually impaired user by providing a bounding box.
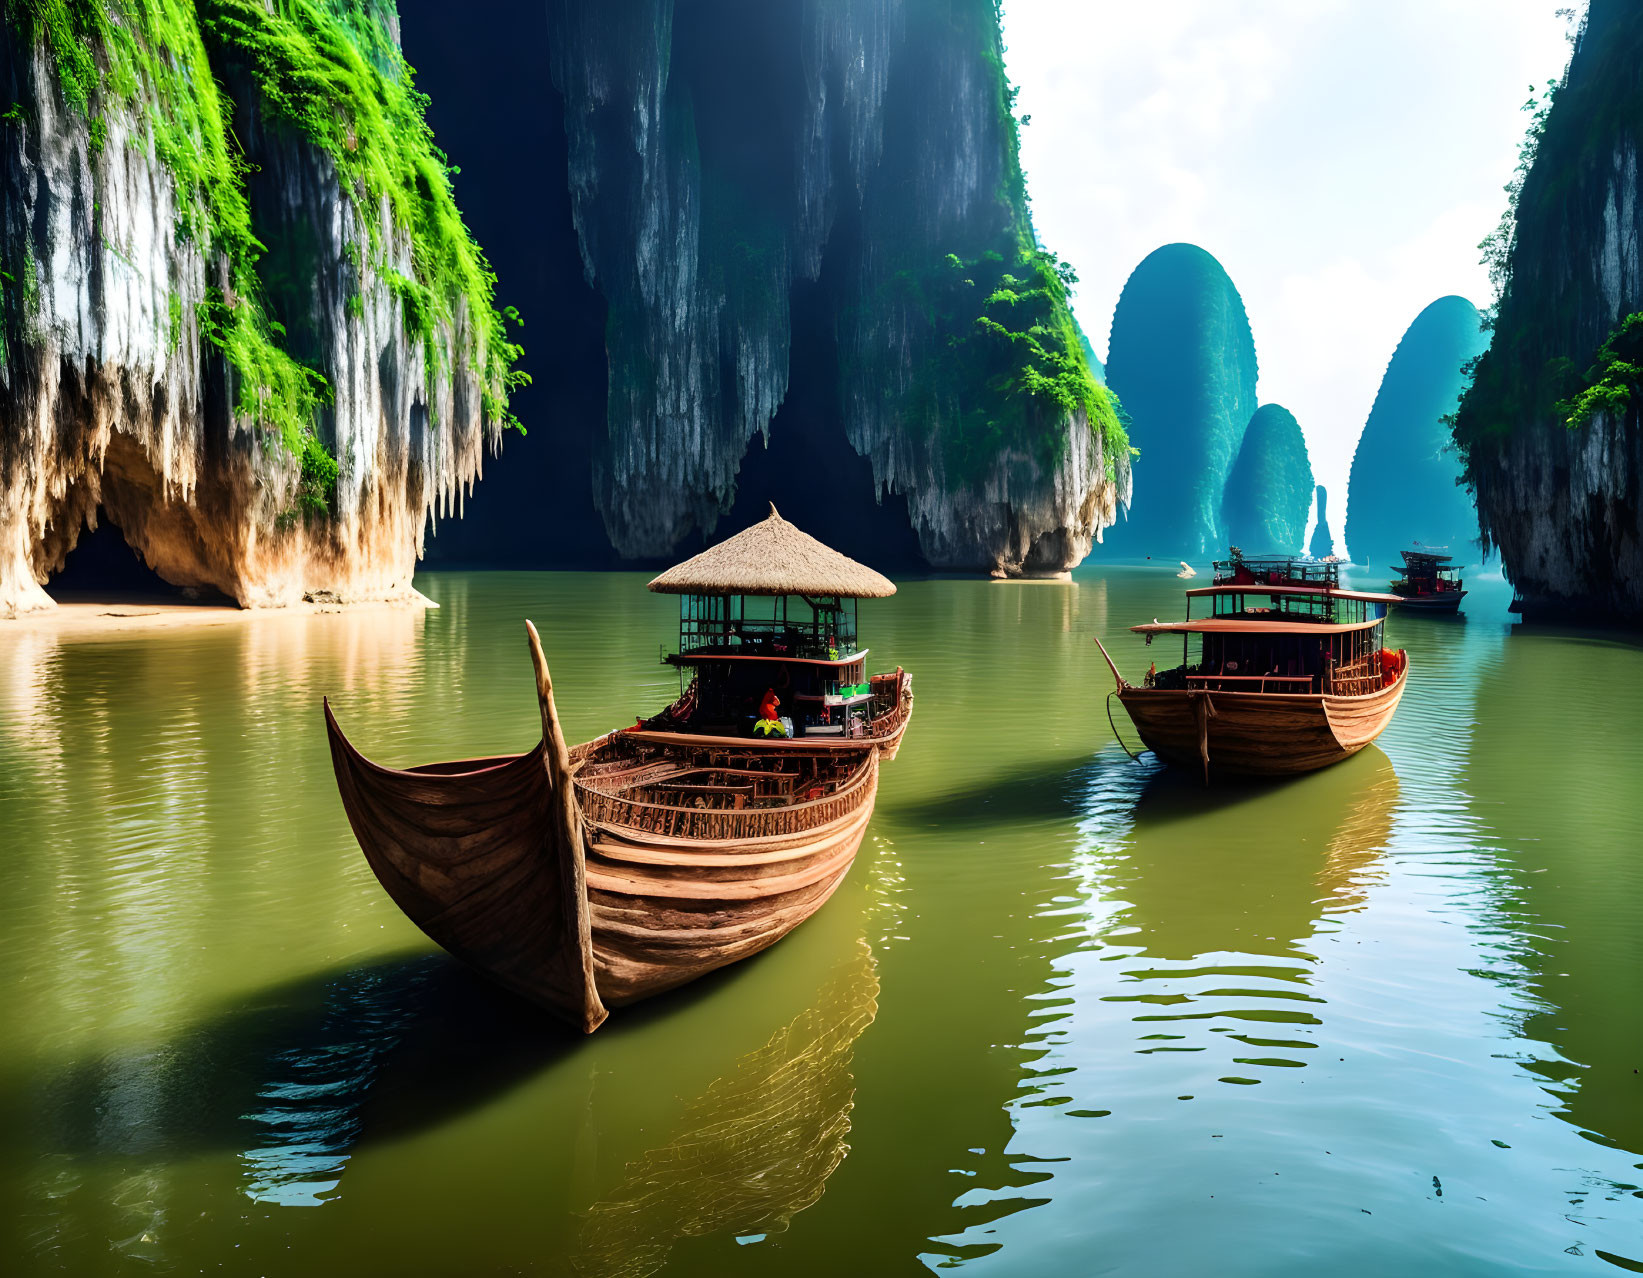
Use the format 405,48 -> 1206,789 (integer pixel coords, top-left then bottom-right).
1464,628 -> 1643,1160
5,570 -> 1643,1275
573,938 -> 879,1278
1077,749 -> 1399,1090
6,956 -> 581,1193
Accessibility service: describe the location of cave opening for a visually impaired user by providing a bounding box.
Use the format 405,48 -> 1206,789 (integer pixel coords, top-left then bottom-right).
724,195 -> 928,571
44,513 -> 193,603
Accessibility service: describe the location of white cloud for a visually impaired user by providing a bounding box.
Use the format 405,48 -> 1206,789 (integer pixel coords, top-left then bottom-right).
1003,0 -> 1579,508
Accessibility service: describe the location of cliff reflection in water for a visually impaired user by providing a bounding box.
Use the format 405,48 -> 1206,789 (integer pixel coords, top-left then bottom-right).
573,939 -> 879,1278
0,605 -> 426,1055
1464,628 -> 1643,1160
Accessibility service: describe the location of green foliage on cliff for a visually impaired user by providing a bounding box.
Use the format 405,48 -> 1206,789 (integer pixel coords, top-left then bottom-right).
893,244 -> 1125,487
10,0 -> 525,515
866,0 -> 1127,492
1554,311 -> 1643,428
1452,5 -> 1643,465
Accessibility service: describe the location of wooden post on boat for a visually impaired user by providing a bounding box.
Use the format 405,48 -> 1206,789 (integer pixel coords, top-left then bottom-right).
1191,691 -> 1215,785
525,621 -> 609,1034
1092,636 -> 1127,692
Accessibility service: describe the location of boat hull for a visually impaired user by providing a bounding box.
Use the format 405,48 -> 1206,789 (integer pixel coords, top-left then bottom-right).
324,628 -> 911,1030
581,754 -> 878,1004
1391,591 -> 1465,613
1116,664 -> 1408,778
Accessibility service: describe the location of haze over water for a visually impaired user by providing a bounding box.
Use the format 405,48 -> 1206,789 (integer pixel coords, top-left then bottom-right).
1,567 -> 1640,1276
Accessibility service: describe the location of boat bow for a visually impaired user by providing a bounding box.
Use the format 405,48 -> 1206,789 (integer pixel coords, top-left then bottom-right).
323,623 -> 607,1033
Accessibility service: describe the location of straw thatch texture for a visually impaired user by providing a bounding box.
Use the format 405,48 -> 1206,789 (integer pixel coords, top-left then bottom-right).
647,506 -> 897,597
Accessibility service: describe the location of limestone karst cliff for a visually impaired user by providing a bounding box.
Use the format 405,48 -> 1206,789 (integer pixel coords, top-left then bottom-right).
1309,485 -> 1334,559
0,0 -> 520,615
1452,0 -> 1643,621
1345,296 -> 1486,567
1104,243 -> 1258,558
1223,403 -> 1312,555
540,0 -> 1127,576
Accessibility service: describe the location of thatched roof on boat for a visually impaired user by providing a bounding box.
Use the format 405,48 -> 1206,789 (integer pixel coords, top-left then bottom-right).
648,505 -> 897,598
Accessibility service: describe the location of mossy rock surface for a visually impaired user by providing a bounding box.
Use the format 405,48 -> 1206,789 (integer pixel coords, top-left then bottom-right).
5,0 -> 522,512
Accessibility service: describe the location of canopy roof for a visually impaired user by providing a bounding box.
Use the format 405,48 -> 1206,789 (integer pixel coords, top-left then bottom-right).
1401,548 -> 1453,563
648,505 -> 897,598
1132,617 -> 1384,636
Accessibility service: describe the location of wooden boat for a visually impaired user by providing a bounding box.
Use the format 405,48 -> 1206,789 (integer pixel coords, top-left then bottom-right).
325,507 -> 913,1032
1096,577 -> 1408,781
1388,548 -> 1466,613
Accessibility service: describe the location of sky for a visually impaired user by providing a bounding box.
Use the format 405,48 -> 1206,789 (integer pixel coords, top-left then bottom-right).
1000,0 -> 1582,512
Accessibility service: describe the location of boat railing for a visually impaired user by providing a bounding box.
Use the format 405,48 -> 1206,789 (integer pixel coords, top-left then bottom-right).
577,754 -> 877,841
676,616 -> 859,661
1211,557 -> 1340,589
1323,655 -> 1392,698
867,670 -> 911,733
1184,673 -> 1315,694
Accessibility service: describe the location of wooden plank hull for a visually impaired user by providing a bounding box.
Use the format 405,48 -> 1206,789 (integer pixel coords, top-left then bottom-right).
325,624 -> 910,1030
324,700 -> 607,1031
1116,663 -> 1408,779
1391,592 -> 1465,613
583,760 -> 878,1004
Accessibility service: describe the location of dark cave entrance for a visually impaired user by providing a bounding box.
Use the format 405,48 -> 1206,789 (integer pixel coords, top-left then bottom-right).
399,0 -> 614,570
43,514 -> 188,602
395,0 -> 929,571
721,147 -> 927,570
724,274 -> 927,571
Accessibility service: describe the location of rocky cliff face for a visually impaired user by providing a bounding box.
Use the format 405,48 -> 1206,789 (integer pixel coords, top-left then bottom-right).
1309,485 -> 1334,559
1345,296 -> 1486,567
1223,403 -> 1312,555
1452,0 -> 1643,620
544,0 -> 1127,576
1104,243 -> 1258,558
0,1 -> 518,615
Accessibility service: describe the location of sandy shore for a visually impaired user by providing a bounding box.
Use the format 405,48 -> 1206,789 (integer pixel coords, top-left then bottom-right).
1,591 -> 436,638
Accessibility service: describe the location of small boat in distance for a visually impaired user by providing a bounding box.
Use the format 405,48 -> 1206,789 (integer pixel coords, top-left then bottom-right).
1389,548 -> 1466,613
1095,573 -> 1408,781
325,507 -> 913,1032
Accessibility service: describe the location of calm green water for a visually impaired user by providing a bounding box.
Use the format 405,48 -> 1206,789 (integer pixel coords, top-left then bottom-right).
1,567 -> 1641,1276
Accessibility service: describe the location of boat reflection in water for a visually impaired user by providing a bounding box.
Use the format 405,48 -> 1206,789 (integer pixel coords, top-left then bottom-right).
1109,747 -> 1402,963
572,938 -> 879,1278
16,928 -> 880,1269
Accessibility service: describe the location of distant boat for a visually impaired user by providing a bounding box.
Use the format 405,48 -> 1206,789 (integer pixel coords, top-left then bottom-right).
1388,547 -> 1466,613
325,507 -> 913,1032
1095,564 -> 1408,781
